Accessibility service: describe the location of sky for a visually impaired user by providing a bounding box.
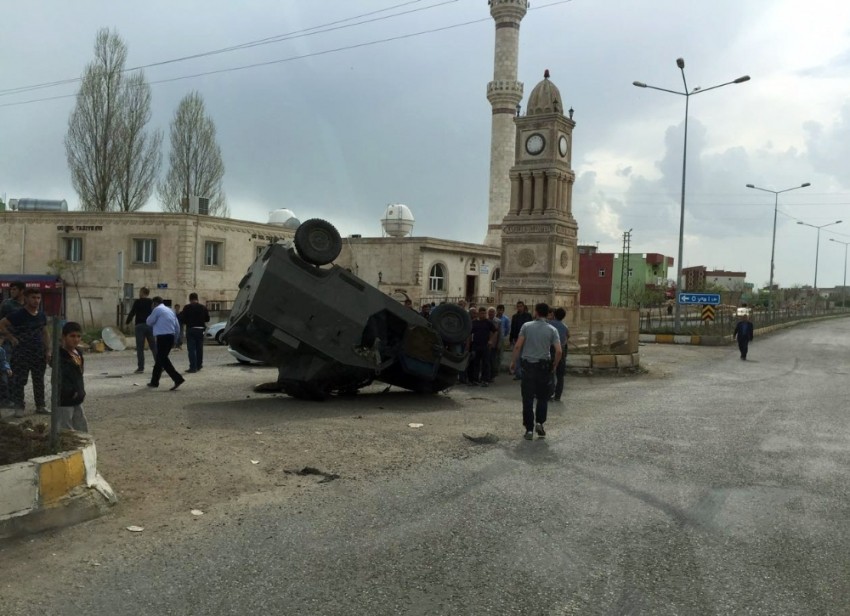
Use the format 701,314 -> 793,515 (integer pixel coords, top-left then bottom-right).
2,0 -> 850,289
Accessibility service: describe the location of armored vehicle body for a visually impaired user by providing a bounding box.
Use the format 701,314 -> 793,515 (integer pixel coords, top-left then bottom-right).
223,219 -> 471,399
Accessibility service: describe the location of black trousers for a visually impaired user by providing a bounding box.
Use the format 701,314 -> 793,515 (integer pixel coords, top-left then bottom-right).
521,360 -> 552,431
738,338 -> 750,358
10,350 -> 46,408
469,347 -> 491,383
553,353 -> 566,398
151,334 -> 182,385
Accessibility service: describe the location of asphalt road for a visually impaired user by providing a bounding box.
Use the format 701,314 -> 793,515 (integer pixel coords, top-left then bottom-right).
3,319 -> 850,615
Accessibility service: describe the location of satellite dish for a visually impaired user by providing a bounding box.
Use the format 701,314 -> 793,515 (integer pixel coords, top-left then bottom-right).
101,327 -> 127,351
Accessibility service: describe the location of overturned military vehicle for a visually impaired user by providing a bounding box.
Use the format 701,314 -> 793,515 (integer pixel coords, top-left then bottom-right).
223,219 -> 472,400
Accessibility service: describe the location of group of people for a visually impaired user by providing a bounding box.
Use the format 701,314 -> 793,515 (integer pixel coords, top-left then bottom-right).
126,287 -> 210,390
408,297 -> 571,441
0,281 -> 88,431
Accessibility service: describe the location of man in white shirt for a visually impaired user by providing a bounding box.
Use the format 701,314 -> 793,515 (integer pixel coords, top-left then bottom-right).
145,297 -> 185,390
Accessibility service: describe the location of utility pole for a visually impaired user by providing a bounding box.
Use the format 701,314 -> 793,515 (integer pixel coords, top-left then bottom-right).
619,229 -> 632,307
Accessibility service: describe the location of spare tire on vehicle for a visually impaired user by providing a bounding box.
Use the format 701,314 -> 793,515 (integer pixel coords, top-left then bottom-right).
429,304 -> 472,345
294,218 -> 342,266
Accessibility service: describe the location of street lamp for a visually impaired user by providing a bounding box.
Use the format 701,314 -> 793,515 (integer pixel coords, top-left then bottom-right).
829,238 -> 850,311
634,58 -> 750,332
745,182 -> 811,309
797,219 -> 842,308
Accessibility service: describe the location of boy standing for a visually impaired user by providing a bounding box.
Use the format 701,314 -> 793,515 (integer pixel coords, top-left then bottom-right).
57,322 -> 88,432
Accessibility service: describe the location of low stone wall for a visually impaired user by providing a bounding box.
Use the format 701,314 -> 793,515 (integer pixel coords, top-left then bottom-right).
0,435 -> 116,540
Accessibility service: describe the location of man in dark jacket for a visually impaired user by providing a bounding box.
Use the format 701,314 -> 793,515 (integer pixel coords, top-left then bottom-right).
733,312 -> 754,360
126,287 -> 156,373
179,293 -> 210,373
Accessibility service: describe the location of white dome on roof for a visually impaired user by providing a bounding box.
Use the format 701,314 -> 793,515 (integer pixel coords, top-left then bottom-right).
381,203 -> 415,237
268,208 -> 300,228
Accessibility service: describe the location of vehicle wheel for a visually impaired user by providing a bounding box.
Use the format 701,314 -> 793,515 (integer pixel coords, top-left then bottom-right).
294,219 -> 342,266
215,331 -> 224,345
429,304 -> 472,345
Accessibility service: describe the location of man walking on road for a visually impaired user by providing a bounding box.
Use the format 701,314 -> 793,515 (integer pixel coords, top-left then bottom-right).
733,312 -> 754,360
509,301 -> 533,380
179,293 -> 210,373
510,302 -> 562,440
126,287 -> 156,373
146,297 -> 184,390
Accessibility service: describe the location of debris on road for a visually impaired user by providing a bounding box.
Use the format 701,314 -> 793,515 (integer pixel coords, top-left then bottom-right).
190,509 -> 204,516
125,526 -> 144,532
408,423 -> 424,428
286,466 -> 340,483
463,432 -> 499,445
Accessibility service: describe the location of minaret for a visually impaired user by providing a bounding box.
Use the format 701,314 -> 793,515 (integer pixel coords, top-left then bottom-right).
484,0 -> 528,247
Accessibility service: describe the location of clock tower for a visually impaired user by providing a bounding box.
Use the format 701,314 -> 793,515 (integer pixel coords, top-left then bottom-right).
497,70 -> 580,308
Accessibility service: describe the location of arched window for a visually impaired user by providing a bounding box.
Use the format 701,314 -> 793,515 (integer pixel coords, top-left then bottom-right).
429,263 -> 446,292
490,267 -> 501,294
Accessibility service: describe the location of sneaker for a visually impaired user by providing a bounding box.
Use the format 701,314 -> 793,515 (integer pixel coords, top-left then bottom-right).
535,423 -> 546,438
186,369 -> 197,374
524,431 -> 534,440
147,382 -> 159,388
35,407 -> 50,415
170,377 -> 186,391
553,395 -> 561,402
134,368 -> 144,373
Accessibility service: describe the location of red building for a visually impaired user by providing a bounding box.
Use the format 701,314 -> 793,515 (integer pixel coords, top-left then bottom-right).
578,246 -> 614,306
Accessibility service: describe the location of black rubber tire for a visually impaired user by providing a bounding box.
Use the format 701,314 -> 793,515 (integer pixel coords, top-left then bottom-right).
215,331 -> 224,345
294,218 -> 342,266
429,304 -> 472,345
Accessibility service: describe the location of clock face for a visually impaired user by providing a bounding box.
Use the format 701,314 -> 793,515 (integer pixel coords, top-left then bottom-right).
525,133 -> 545,156
559,135 -> 568,157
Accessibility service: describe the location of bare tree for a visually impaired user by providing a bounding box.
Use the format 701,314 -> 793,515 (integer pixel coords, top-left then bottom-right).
114,71 -> 162,212
158,91 -> 228,217
65,29 -> 161,212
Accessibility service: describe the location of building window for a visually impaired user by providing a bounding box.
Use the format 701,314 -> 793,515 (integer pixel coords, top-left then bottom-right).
63,237 -> 83,262
598,268 -> 606,277
255,244 -> 267,258
133,238 -> 157,264
204,241 -> 223,267
628,268 -> 634,277
429,263 -> 446,292
490,267 -> 501,294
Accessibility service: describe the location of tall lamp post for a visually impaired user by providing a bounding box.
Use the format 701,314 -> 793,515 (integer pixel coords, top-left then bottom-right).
829,238 -> 850,311
633,59 -> 749,332
745,182 -> 811,310
797,219 -> 842,310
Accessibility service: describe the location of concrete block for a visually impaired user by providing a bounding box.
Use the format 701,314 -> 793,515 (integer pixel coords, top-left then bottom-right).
592,354 -> 617,369
37,451 -> 86,505
638,334 -> 656,343
0,462 -> 38,520
631,353 -> 640,367
616,354 -> 633,368
568,354 -> 591,368
656,334 -> 674,344
673,335 -> 694,344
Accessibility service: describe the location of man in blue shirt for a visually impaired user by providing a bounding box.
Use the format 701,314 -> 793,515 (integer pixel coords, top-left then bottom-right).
146,297 -> 185,390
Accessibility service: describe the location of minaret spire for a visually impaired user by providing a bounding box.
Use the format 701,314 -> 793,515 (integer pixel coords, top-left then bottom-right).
484,0 -> 528,247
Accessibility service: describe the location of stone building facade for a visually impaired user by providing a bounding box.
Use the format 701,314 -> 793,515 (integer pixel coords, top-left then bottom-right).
0,210 -> 295,327
336,237 -> 501,307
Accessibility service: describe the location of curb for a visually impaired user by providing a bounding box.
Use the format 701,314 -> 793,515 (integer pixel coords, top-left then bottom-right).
0,435 -> 116,540
639,313 -> 850,346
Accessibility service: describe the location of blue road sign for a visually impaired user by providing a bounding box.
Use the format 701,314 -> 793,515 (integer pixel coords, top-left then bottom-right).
678,292 -> 720,305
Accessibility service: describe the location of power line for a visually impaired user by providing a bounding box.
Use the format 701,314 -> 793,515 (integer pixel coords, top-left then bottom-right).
0,0 -> 574,109
0,0 -> 452,97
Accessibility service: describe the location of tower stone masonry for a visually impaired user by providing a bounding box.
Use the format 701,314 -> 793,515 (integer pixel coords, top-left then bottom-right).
497,71 -> 580,309
485,0 -> 528,248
